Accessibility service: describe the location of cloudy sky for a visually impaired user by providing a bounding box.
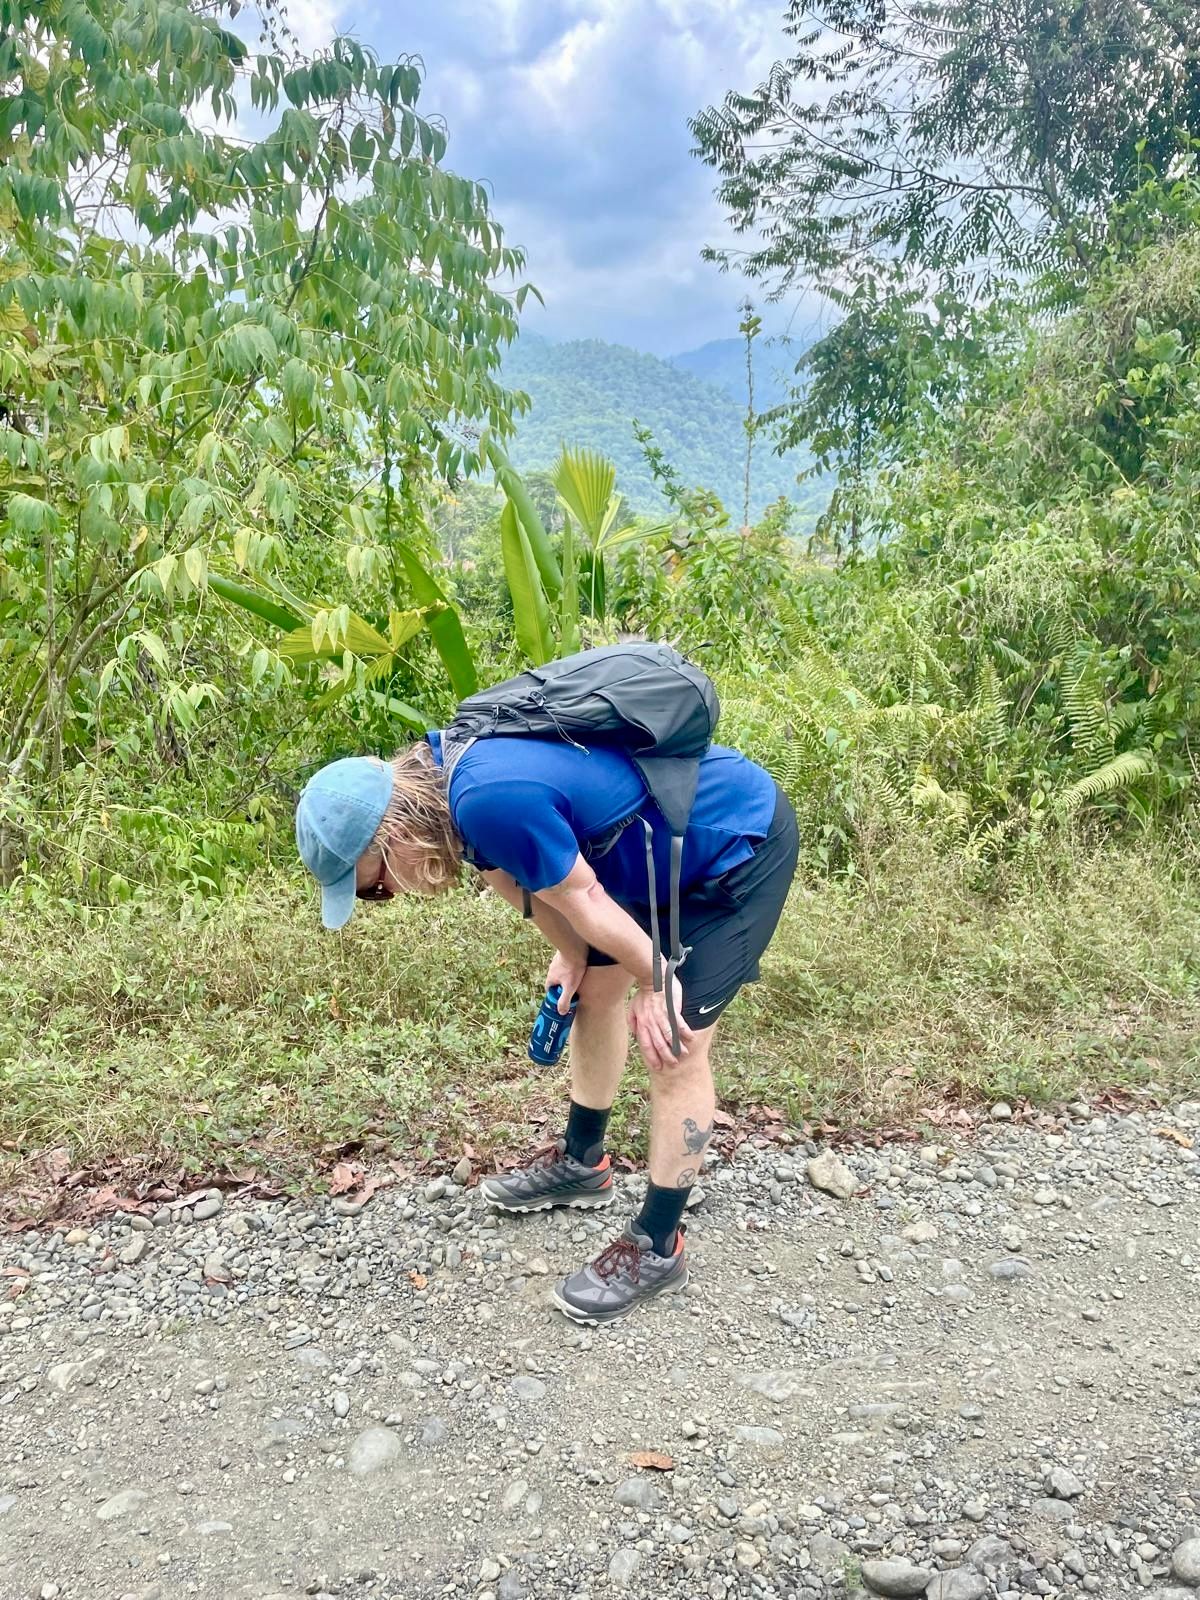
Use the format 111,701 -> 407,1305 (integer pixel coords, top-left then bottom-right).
283,0 -> 823,355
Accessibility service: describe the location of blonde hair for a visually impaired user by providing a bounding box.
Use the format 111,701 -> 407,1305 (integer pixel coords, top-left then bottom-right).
372,743 -> 462,893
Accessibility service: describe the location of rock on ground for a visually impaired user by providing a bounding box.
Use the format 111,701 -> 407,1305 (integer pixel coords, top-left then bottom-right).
1172,1539 -> 1200,1584
862,1558 -> 935,1596
347,1424 -> 403,1476
926,1571 -> 989,1600
607,1547 -> 641,1586
94,1488 -> 148,1522
807,1148 -> 857,1201
1046,1465 -> 1086,1499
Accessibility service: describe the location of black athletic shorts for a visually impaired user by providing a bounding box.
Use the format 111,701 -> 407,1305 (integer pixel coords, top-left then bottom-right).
586,783 -> 799,1029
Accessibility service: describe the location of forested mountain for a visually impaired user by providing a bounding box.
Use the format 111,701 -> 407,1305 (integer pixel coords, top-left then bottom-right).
501,334 -> 827,525
669,335 -> 802,413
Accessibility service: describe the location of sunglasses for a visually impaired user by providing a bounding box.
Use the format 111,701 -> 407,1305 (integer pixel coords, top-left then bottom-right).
355,856 -> 394,902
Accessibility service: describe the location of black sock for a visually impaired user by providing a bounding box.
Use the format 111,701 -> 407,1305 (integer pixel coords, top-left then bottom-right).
565,1100 -> 610,1166
636,1181 -> 690,1256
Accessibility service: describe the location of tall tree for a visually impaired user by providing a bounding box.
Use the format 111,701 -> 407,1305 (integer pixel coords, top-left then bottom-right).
692,0 -> 1200,297
692,0 -> 1199,532
0,1 -> 531,851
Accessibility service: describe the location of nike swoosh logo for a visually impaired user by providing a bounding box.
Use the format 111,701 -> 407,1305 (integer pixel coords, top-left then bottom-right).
698,1001 -> 723,1015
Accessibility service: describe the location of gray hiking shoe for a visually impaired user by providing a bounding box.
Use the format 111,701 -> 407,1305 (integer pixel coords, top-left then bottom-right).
480,1139 -> 615,1214
552,1222 -> 689,1324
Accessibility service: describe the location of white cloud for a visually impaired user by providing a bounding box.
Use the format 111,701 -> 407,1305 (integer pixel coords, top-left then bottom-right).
282,0 -> 349,55
282,0 -> 828,350
519,16 -> 608,121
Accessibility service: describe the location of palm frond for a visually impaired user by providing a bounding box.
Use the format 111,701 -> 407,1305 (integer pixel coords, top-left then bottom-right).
552,448 -> 619,547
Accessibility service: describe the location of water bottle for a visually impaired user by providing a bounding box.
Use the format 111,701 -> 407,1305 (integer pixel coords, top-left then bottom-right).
528,984 -> 580,1065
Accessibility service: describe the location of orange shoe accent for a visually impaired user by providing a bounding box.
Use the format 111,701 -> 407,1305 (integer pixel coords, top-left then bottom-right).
596,1153 -> 612,1171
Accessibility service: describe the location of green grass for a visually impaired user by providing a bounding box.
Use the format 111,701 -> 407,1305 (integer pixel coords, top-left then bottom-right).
2,830 -> 1198,1196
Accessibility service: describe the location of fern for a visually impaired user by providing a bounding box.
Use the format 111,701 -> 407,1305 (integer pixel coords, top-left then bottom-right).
1013,826 -> 1044,876
870,756 -> 913,823
867,702 -> 945,729
889,607 -> 959,705
773,602 -> 825,660
788,645 -> 864,723
719,595 -> 1160,859
1060,643 -> 1110,771
766,744 -> 802,796
964,813 -> 1021,861
1045,609 -> 1076,667
1059,751 -> 1154,811
989,637 -> 1035,675
911,772 -> 969,836
1106,700 -> 1149,738
973,659 -> 1008,751
763,722 -> 828,794
789,722 -> 828,765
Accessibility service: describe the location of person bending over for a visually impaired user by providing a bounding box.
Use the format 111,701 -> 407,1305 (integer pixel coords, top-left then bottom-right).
295,726 -> 798,1323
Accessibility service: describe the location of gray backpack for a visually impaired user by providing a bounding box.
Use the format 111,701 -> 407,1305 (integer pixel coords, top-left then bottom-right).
443,643 -> 720,1055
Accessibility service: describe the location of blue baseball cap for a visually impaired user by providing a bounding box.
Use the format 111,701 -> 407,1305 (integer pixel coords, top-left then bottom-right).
295,756 -> 394,930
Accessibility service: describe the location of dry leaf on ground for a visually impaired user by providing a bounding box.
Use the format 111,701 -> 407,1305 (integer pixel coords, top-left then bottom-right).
1154,1126 -> 1194,1149
45,1148 -> 71,1183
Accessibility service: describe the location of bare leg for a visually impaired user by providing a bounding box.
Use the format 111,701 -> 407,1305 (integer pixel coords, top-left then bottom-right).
480,964 -> 633,1212
549,1020 -> 716,1319
569,962 -> 633,1112
646,1024 -> 717,1187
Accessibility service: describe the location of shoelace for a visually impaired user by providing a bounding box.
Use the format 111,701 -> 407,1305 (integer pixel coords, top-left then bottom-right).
505,1141 -> 572,1189
592,1236 -> 642,1284
531,1140 -> 569,1171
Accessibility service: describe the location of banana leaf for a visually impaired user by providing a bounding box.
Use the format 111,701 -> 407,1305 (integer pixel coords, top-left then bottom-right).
501,499 -> 554,665
560,516 -> 581,655
485,438 -> 561,600
393,541 -> 478,699
208,573 -> 302,632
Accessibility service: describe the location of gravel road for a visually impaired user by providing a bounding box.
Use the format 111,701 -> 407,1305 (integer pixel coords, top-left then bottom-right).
2,1097 -> 1198,1600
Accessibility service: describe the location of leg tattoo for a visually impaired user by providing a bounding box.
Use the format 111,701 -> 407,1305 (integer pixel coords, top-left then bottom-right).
682,1117 -> 713,1156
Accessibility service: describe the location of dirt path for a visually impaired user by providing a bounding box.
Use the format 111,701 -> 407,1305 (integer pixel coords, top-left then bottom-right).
2,1099 -> 1198,1600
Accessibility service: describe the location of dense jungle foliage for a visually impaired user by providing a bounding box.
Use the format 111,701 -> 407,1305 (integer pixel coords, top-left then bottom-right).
0,0 -> 1197,897
0,2 -> 1197,1173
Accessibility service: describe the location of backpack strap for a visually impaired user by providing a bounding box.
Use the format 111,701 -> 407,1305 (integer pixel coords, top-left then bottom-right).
664,833 -> 688,1058
642,820 -> 687,1059
438,729 -> 477,790
642,819 -> 663,998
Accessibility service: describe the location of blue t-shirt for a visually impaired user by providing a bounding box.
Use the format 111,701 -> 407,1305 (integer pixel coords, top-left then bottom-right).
428,731 -> 777,902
